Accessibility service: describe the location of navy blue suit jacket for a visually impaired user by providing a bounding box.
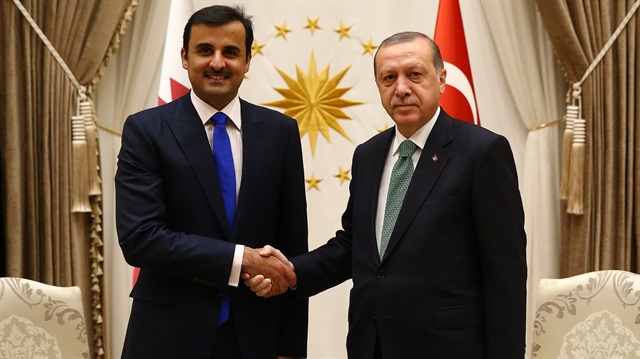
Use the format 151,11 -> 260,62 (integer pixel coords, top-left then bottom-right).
115,93 -> 308,358
292,110 -> 527,358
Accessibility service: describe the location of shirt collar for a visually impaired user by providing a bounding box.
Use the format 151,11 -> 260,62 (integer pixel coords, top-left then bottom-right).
190,91 -> 242,130
391,106 -> 440,155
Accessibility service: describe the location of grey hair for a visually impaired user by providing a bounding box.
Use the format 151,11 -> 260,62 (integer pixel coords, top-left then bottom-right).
373,31 -> 444,78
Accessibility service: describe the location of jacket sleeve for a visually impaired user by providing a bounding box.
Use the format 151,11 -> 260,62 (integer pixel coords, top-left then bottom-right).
290,146 -> 359,297
115,112 -> 236,288
471,135 -> 527,357
275,117 -> 310,357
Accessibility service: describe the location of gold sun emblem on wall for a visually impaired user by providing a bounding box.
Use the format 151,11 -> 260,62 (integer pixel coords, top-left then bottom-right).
263,52 -> 363,156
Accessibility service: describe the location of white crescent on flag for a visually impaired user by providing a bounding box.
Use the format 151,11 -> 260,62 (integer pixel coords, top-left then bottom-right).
434,0 -> 480,126
443,61 -> 479,125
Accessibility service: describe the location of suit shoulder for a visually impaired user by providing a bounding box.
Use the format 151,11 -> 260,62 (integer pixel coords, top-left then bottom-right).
351,128 -> 392,160
451,117 -> 496,136
359,128 -> 393,149
240,99 -> 298,127
125,98 -> 180,124
450,117 -> 509,146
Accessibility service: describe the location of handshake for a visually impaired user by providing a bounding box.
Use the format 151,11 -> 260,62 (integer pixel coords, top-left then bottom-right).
241,245 -> 295,298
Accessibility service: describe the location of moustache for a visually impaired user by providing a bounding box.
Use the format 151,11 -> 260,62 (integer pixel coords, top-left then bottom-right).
204,69 -> 228,77
391,97 -> 419,107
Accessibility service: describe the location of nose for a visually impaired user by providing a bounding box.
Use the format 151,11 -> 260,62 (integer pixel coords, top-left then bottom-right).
395,76 -> 411,97
209,52 -> 225,70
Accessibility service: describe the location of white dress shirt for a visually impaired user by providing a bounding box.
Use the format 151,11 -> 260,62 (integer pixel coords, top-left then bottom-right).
191,91 -> 244,287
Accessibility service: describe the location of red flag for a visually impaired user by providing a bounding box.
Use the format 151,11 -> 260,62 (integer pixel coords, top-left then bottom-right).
134,0 -> 194,285
157,1 -> 193,106
434,0 -> 480,126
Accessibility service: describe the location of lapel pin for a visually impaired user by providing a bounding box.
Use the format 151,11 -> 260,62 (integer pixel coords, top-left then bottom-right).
432,154 -> 438,163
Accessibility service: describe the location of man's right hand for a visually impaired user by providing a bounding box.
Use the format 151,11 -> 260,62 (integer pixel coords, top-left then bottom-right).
241,246 -> 296,297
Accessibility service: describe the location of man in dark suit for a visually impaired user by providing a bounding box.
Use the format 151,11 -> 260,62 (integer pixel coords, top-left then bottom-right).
115,5 -> 308,359
247,31 -> 527,358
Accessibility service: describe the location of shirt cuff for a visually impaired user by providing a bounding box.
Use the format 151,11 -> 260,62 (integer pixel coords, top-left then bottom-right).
228,244 -> 245,287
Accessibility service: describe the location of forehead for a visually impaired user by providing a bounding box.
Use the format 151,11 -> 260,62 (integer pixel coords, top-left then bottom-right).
188,22 -> 246,49
376,38 -> 432,72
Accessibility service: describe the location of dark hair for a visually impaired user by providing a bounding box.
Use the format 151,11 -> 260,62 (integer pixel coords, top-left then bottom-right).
183,5 -> 254,59
373,31 -> 444,78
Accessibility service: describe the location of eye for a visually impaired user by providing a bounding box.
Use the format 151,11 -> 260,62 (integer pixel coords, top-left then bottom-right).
409,71 -> 422,79
223,48 -> 240,57
382,74 -> 396,83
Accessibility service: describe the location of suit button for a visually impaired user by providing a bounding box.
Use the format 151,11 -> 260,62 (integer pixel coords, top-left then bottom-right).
377,271 -> 385,278
372,316 -> 377,323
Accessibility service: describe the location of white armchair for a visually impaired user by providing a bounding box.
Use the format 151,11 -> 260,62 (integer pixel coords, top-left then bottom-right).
531,270 -> 640,358
0,277 -> 90,359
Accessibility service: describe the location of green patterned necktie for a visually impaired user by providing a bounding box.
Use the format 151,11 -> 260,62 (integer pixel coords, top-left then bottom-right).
380,140 -> 417,260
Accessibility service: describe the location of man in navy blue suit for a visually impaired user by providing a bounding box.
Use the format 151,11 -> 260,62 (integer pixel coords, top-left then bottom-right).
247,31 -> 527,358
115,5 -> 308,358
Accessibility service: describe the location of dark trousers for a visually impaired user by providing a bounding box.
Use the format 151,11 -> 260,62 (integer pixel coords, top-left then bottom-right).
374,335 -> 383,359
212,317 -> 242,359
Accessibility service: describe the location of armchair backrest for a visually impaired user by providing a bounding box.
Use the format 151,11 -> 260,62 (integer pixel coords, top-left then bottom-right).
0,277 -> 90,358
531,270 -> 640,358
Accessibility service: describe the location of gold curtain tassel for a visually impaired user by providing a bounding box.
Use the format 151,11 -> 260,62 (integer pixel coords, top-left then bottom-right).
79,99 -> 102,196
71,115 -> 91,212
559,105 -> 578,200
567,118 -> 586,215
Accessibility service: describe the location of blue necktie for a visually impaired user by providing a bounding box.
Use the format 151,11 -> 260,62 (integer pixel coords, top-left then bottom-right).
212,112 -> 236,228
212,112 -> 234,325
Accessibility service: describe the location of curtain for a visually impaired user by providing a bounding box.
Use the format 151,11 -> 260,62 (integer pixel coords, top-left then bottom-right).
535,0 -> 639,275
94,1 -> 172,354
479,0 -> 565,356
0,0 -> 136,357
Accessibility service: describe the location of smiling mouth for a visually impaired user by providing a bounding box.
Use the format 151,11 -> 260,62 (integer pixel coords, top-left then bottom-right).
204,70 -> 228,80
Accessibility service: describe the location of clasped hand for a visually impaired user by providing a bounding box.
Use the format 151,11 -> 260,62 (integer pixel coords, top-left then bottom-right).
242,245 -> 294,298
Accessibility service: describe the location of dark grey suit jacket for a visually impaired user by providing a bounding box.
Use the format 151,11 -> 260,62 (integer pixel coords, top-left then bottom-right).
292,109 -> 526,358
116,93 -> 308,358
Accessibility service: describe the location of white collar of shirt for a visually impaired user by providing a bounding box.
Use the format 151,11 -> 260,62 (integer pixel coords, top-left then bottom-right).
390,106 -> 440,156
190,91 -> 242,130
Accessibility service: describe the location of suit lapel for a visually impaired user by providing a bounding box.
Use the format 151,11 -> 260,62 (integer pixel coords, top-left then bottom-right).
232,100 -> 265,240
367,130 -> 395,265
165,95 -> 231,235
381,112 -> 453,261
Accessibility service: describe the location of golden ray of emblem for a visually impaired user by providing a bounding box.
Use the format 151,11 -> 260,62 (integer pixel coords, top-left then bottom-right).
263,51 -> 364,156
